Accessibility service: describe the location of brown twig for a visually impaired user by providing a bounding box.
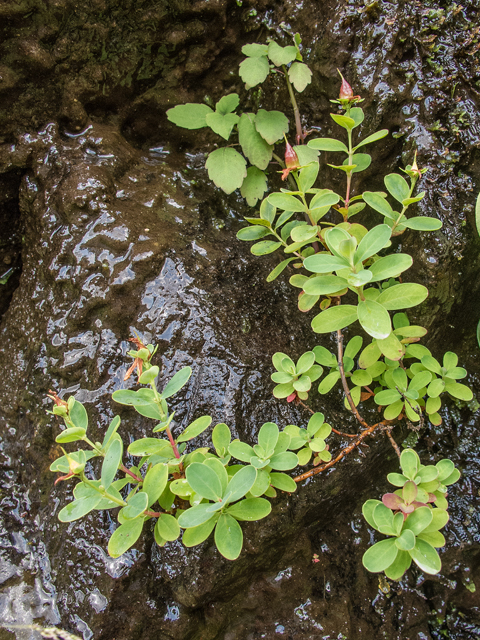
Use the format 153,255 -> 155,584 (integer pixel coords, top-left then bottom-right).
296,399 -> 357,438
383,426 -> 401,459
336,327 -> 369,429
293,421 -> 385,482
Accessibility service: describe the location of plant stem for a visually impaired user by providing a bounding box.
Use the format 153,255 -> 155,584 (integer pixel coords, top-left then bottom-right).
144,509 -> 162,518
83,436 -> 104,456
336,327 -> 369,428
293,421 -> 385,482
81,475 -> 127,507
383,427 -> 401,458
165,426 -> 181,459
345,128 -> 354,213
283,65 -> 303,143
119,464 -> 144,483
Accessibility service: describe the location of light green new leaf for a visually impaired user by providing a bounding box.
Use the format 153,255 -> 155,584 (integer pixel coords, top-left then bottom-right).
240,167 -> 267,207
161,367 -> 192,398
303,275 -> 348,296
215,93 -> 240,115
108,518 -> 144,558
255,109 -> 289,145
409,538 -> 441,574
303,253 -> 350,273
239,56 -> 270,88
215,513 -> 243,560
251,240 -> 282,255
362,538 -> 398,573
376,332 -> 405,361
311,305 -> 358,334
355,224 -> 391,263
353,129 -> 389,151
444,382 -> 473,401
403,217 -> 442,231
236,225 -> 271,241
166,103 -> 213,129
308,138 -> 348,153
258,422 -> 279,453
122,491 -> 148,520
205,112 -> 240,141
395,529 -> 416,551
178,504 -> 218,528
143,463 -> 168,506
58,495 -> 102,522
112,388 -> 156,407
269,472 -> 297,492
101,438 -> 123,490
385,549 -> 412,580
362,499 -> 383,529
357,300 -> 392,340
56,427 -> 86,444
212,423 -> 231,453
268,451 -> 298,470
226,497 -> 272,521
298,162 -> 319,193
176,415 -> 212,443
330,113 -> 356,130
363,191 -> 396,220
288,62 -> 312,92
266,258 -> 295,282
238,113 -> 273,170
102,415 -> 121,449
267,41 -> 298,66
267,193 -> 306,212
186,462 -> 223,501
225,465 -> 257,502
128,437 -> 172,457
404,506 -> 433,535
70,399 -> 88,431
368,254 -> 413,283
182,516 -> 218,547
377,283 -> 428,310
155,513 -> 180,542
385,173 -> 410,203
242,43 -> 269,57
206,148 -> 247,194
345,153 -> 371,174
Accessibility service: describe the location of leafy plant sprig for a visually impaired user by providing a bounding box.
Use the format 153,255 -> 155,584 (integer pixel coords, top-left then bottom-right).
49,36 -> 475,585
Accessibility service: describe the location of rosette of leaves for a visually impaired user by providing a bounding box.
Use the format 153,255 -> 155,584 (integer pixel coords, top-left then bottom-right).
177,461 -> 272,560
361,450 -> 460,579
284,412 -> 332,465
271,350 -> 323,400
385,449 -> 460,510
373,348 -> 472,425
228,422 -> 299,495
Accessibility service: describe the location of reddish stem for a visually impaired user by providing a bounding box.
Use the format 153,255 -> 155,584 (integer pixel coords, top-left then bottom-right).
120,464 -> 144,483
294,421 -> 385,482
144,509 -> 162,518
165,427 -> 181,459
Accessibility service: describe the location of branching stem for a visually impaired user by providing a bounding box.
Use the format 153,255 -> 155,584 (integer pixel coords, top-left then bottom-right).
293,421 -> 385,482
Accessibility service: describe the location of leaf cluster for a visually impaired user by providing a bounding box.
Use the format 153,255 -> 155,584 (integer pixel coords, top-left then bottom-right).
362,449 -> 460,579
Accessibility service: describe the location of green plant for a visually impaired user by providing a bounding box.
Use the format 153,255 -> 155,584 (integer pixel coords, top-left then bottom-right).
50,34 -> 475,583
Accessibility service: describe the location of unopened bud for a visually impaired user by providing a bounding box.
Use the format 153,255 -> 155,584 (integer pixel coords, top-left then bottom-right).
284,140 -> 300,169
338,71 -> 354,100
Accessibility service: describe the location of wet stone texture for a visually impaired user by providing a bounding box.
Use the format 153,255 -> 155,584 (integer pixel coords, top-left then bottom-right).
0,0 -> 480,639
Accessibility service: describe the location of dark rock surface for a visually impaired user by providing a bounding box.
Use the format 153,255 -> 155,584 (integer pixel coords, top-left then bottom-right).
1,1 -> 480,639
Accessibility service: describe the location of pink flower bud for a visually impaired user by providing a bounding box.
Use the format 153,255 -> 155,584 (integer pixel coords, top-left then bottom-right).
284,140 -> 300,169
339,73 -> 354,100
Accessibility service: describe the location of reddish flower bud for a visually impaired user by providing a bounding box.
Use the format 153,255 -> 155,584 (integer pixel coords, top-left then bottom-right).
284,140 -> 300,169
338,71 -> 354,100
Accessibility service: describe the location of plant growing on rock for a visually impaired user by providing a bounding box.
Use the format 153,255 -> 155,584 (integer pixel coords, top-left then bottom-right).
50,34 -> 474,582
